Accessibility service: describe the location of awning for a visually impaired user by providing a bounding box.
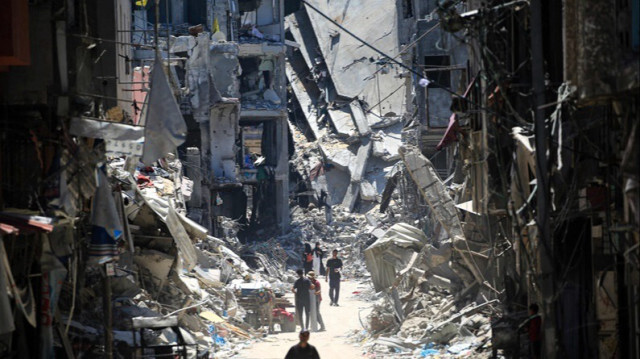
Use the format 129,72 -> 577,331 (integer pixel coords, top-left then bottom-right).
0,223 -> 19,235
69,117 -> 144,141
0,212 -> 54,234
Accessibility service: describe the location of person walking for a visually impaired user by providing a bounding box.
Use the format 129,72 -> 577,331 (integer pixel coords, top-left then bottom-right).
519,303 -> 542,359
325,249 -> 343,306
312,242 -> 324,275
292,269 -> 313,329
303,243 -> 313,275
307,271 -> 326,331
284,329 -> 320,359
319,189 -> 332,225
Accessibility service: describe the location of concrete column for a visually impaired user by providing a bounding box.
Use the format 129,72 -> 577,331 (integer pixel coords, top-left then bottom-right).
275,116 -> 290,233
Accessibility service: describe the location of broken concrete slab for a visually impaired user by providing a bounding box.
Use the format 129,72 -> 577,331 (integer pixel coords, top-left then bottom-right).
372,125 -> 402,162
302,0 -> 407,118
364,223 -> 429,292
341,182 -> 360,212
400,145 -> 485,286
134,249 -> 174,286
323,147 -> 353,171
349,101 -> 371,136
360,180 -> 377,201
328,107 -> 356,137
285,9 -> 323,72
349,140 -> 372,183
285,62 -> 325,139
368,114 -> 402,129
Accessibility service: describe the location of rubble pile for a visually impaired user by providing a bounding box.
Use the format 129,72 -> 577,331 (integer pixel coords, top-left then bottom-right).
49,148 -> 408,358
335,221 -> 498,358
285,2 -> 406,216
45,155 -> 307,358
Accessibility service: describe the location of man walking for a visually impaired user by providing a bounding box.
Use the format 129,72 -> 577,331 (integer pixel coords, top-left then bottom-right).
284,329 -> 320,359
307,271 -> 326,331
319,189 -> 332,225
325,249 -> 343,306
292,269 -> 313,329
520,303 -> 542,359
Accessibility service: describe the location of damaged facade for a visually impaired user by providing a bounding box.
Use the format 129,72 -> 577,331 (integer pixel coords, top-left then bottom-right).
0,0 -> 296,357
357,0 -> 640,358
286,0 -> 639,358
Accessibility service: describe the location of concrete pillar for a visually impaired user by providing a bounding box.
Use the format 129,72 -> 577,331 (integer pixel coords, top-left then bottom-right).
209,101 -> 240,180
199,122 -> 213,232
275,116 -> 290,233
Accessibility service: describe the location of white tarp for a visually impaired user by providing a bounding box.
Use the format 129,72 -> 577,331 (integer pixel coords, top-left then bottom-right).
141,55 -> 188,165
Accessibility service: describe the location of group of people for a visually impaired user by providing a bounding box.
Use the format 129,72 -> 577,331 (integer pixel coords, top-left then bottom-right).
293,245 -> 343,330
286,244 -> 343,359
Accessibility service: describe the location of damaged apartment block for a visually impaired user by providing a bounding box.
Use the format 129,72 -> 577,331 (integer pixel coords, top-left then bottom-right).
141,0 -> 291,236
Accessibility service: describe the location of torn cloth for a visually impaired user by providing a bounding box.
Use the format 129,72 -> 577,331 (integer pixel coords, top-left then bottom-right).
89,168 -> 123,262
141,55 -> 188,165
436,113 -> 460,150
309,162 -> 325,181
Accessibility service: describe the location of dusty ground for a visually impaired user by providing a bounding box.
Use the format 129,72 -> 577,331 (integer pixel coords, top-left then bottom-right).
236,279 -> 372,359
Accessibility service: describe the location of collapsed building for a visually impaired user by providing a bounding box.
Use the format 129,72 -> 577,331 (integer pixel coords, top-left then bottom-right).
286,0 -> 639,358
0,0 -> 300,357
129,0 -> 292,235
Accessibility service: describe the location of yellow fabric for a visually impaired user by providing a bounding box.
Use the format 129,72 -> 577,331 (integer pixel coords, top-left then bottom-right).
199,311 -> 225,323
213,18 -> 220,33
135,0 -> 148,7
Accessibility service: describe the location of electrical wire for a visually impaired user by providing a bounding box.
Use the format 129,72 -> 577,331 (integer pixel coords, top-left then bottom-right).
301,0 -> 506,120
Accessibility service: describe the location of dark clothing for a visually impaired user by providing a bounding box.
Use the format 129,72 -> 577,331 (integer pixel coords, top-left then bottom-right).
326,257 -> 343,304
528,314 -> 542,359
295,301 -> 310,329
285,343 -> 320,359
329,280 -> 340,305
530,340 -> 541,359
528,315 -> 541,342
294,277 -> 312,328
326,258 -> 343,280
294,277 -> 312,303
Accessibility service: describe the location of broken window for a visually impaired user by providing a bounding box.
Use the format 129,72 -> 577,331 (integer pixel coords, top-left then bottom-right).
240,124 -> 264,170
239,57 -> 282,107
423,55 -> 451,88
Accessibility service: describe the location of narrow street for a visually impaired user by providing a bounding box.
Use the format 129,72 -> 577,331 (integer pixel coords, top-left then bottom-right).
237,280 -> 371,359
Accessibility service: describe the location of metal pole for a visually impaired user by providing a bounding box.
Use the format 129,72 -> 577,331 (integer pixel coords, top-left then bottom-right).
530,0 -> 556,358
154,0 -> 160,59
103,264 -> 113,359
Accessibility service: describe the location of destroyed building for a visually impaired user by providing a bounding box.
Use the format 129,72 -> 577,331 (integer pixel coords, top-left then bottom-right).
0,0 -> 298,357
286,0 -> 639,358
126,0 -> 292,235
